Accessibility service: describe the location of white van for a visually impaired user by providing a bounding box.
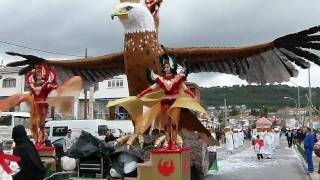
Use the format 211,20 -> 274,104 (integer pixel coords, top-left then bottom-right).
0,112 -> 31,141
105,120 -> 134,135
45,119 -> 108,142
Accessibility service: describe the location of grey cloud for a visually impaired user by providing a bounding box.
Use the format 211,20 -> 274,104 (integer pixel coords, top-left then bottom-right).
0,0 -> 319,87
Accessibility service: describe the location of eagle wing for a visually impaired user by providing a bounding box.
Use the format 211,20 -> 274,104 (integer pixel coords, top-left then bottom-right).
6,52 -> 125,86
166,26 -> 320,84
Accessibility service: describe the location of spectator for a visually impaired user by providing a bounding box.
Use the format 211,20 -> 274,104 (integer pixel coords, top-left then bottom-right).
304,127 -> 315,173
296,129 -> 305,145
247,128 -> 252,141
286,129 -> 293,148
215,130 -> 221,143
64,129 -> 75,153
12,125 -> 45,180
105,129 -> 116,143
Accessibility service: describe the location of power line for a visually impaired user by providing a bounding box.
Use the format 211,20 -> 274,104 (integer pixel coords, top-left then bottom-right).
0,40 -> 83,58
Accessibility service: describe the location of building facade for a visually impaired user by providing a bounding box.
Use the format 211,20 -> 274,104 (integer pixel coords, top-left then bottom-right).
0,67 -> 130,120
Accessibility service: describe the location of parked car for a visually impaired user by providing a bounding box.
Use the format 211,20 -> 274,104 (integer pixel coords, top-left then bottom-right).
110,129 -> 123,138
0,139 -> 14,154
45,119 -> 108,142
0,112 -> 31,140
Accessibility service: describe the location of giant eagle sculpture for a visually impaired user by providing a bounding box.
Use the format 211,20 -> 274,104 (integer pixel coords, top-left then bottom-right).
6,0 -> 320,145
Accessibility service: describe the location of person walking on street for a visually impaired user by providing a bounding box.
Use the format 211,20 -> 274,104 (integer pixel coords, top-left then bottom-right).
225,129 -> 234,154
215,130 -> 221,143
304,127 -> 315,173
286,129 -> 293,148
247,128 -> 252,141
263,130 -> 273,159
254,135 -> 264,160
273,128 -> 280,149
64,129 -> 75,153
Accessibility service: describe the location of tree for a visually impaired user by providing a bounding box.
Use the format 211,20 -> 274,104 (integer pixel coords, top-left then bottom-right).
230,108 -> 240,116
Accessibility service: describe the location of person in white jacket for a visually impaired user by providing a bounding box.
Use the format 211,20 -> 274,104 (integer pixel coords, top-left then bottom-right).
263,130 -> 273,159
233,129 -> 240,149
239,129 -> 244,146
273,128 -> 280,149
225,130 -> 234,154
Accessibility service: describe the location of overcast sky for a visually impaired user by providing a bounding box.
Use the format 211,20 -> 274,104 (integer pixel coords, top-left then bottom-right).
0,0 -> 319,87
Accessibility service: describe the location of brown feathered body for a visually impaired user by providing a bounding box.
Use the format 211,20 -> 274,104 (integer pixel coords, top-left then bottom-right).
124,31 -> 161,95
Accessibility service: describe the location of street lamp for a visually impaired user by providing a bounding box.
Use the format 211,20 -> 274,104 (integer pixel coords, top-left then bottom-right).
283,96 -> 300,126
289,81 -> 301,126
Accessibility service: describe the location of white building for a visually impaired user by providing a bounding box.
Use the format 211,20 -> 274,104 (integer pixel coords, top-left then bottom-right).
77,75 -> 129,120
0,66 -> 130,120
0,67 -> 29,112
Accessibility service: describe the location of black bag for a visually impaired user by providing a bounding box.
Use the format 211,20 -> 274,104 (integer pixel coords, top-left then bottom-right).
66,130 -> 115,159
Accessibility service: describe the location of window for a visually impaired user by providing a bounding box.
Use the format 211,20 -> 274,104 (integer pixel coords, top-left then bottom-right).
1,140 -> 13,151
45,127 -> 51,136
2,78 -> 16,88
0,115 -> 12,126
14,116 -> 29,129
107,79 -> 124,88
98,125 -> 108,136
52,126 -> 68,136
24,82 -> 29,91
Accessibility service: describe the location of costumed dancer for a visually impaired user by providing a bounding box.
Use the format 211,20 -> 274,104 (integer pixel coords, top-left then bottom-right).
107,53 -> 206,150
239,129 -> 244,146
254,135 -> 264,160
22,63 -> 57,144
263,130 -> 273,159
224,128 -> 234,154
233,129 -> 239,149
273,128 -> 280,149
0,64 -> 82,146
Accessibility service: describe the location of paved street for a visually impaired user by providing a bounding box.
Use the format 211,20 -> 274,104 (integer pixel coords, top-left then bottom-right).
206,136 -> 311,180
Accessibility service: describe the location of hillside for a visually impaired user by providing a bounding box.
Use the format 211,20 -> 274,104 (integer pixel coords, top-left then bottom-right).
200,85 -> 320,109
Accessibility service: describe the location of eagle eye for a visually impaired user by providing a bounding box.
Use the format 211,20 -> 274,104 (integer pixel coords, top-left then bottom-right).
125,6 -> 133,11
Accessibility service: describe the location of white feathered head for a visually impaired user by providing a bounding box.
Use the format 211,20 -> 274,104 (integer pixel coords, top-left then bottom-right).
111,3 -> 155,33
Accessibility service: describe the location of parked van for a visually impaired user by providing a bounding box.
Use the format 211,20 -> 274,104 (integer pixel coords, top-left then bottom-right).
45,119 -> 108,142
0,112 -> 31,140
105,120 -> 134,135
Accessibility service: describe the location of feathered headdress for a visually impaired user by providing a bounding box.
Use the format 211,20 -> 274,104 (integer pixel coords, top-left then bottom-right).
159,54 -> 178,73
120,0 -> 140,3
159,45 -> 178,74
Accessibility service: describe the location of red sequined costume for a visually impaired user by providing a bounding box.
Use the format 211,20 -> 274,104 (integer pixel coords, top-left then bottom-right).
18,64 -> 57,144
137,62 -> 197,149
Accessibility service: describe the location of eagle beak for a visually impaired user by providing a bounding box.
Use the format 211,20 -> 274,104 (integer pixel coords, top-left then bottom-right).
111,8 -> 128,20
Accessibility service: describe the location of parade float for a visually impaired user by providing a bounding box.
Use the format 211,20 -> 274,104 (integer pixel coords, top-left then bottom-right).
4,0 -> 320,179
0,64 -> 82,175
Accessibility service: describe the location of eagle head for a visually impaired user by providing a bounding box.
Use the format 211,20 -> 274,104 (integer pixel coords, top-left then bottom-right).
111,3 -> 155,34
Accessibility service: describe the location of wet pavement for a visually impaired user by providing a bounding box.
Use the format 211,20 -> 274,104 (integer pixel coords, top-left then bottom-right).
206,136 -> 310,180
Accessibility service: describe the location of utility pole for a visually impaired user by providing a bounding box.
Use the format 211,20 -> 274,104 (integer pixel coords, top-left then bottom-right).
89,85 -> 95,119
84,48 -> 88,119
290,81 -> 301,127
308,68 -> 313,132
224,98 -> 227,127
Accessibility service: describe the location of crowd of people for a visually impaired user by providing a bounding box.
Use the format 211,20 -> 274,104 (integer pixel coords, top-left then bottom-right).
284,127 -> 319,173
218,128 -> 252,154
252,128 -> 281,160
